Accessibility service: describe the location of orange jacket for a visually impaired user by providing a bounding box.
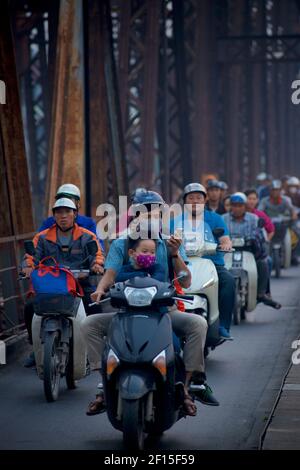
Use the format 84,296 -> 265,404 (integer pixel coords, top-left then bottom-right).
25,223 -> 104,269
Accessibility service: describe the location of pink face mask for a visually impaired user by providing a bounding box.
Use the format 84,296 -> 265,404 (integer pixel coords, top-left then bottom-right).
136,254 -> 156,269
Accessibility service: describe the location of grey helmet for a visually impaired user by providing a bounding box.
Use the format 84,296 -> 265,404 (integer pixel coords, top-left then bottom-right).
183,183 -> 207,199
270,179 -> 282,190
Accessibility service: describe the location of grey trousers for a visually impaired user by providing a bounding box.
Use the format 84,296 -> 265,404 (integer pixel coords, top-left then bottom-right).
81,307 -> 208,373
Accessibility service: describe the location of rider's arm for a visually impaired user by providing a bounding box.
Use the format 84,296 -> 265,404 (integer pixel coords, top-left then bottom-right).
167,237 -> 191,288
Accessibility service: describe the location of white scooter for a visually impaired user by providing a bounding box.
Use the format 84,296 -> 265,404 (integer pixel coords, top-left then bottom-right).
178,228 -> 227,355
224,237 -> 258,325
23,241 -> 96,402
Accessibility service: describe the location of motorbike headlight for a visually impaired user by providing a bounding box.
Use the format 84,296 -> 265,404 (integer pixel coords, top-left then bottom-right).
124,287 -> 157,307
233,252 -> 242,262
152,350 -> 167,378
107,349 -> 120,376
232,238 -> 245,248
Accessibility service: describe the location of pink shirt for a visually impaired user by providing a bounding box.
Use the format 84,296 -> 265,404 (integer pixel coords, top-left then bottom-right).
251,208 -> 275,234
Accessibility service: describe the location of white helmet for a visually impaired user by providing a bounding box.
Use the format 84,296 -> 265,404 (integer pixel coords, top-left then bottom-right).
256,172 -> 267,182
56,183 -> 81,200
287,176 -> 300,186
183,183 -> 207,198
52,198 -> 77,211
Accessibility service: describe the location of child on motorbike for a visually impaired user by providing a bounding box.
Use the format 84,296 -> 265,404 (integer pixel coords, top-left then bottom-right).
87,236 -> 198,417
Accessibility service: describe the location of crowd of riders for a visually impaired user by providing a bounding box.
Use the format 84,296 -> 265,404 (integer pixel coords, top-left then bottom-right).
20,173 -> 300,417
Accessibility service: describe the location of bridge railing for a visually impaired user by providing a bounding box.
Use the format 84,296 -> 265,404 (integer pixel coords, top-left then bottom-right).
0,232 -> 35,343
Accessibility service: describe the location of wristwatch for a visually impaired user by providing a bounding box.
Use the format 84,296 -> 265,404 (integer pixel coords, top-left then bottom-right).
171,253 -> 179,258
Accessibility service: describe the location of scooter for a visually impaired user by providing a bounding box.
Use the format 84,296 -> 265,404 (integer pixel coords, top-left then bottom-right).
179,228 -> 227,354
89,275 -> 193,450
270,216 -> 292,277
224,237 -> 258,325
23,240 -> 97,402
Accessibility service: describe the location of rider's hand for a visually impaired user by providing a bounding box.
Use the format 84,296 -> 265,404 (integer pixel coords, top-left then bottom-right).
219,239 -> 232,251
167,236 -> 182,256
22,267 -> 33,278
90,288 -> 106,303
91,263 -> 104,274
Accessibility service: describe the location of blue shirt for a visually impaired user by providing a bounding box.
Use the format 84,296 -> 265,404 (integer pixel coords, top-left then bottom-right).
116,262 -> 166,283
39,214 -> 105,252
222,212 -> 258,239
171,209 -> 229,266
105,237 -> 189,282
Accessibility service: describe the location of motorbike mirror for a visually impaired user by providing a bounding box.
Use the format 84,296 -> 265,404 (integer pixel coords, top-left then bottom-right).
24,240 -> 36,256
201,277 -> 215,289
212,228 -> 225,238
172,270 -> 188,285
258,218 -> 265,228
86,240 -> 98,257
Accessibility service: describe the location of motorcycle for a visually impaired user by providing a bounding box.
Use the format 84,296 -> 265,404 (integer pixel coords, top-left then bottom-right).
89,274 -> 193,450
23,240 -> 98,402
270,216 -> 292,277
224,237 -> 258,325
178,228 -> 228,354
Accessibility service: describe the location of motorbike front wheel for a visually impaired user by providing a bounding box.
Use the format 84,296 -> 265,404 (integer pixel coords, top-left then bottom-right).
65,340 -> 76,390
233,279 -> 242,325
43,331 -> 61,402
122,398 -> 145,450
273,249 -> 281,278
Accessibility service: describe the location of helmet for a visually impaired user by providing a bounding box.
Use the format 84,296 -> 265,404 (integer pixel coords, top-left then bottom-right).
218,181 -> 228,190
287,176 -> 300,186
131,189 -> 165,206
207,179 -> 221,189
183,183 -> 207,199
270,179 -> 282,190
230,192 -> 247,204
52,198 -> 77,211
56,183 -> 81,200
256,172 -> 267,182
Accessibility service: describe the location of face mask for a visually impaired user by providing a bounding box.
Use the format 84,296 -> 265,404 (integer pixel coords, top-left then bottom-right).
289,187 -> 298,194
136,254 -> 156,269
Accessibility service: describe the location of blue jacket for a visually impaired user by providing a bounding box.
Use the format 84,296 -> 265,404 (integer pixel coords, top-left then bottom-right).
116,262 -> 165,283
39,214 -> 105,252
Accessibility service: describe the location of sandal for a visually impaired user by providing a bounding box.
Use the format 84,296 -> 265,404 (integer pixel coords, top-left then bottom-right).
86,392 -> 106,416
258,295 -> 281,310
183,394 -> 197,417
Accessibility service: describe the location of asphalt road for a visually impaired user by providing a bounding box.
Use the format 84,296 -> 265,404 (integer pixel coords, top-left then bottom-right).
1,266 -> 300,450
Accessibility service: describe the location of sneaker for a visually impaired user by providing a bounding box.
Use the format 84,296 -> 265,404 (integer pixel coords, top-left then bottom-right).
23,352 -> 36,368
219,326 -> 233,341
189,382 -> 219,406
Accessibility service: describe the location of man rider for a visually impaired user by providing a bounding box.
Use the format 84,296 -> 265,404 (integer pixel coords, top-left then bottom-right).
172,183 -> 235,340
22,198 -> 104,367
256,173 -> 273,200
258,180 -> 297,220
39,183 -> 105,251
205,180 -> 226,215
82,190 -> 219,417
223,193 -> 281,309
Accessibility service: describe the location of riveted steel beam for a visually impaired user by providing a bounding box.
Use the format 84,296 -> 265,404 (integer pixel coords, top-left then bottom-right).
46,0 -> 85,213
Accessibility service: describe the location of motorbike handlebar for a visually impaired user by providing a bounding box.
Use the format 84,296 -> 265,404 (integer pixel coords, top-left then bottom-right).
88,293 -> 111,307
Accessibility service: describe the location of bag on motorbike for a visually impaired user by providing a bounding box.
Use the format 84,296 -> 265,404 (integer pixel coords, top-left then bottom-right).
27,257 -> 83,316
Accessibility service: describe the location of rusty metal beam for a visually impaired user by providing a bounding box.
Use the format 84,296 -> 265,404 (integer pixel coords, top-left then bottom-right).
192,0 -> 218,178
46,0 -> 85,213
0,0 -> 34,236
223,0 -> 246,191
84,0 -> 111,213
